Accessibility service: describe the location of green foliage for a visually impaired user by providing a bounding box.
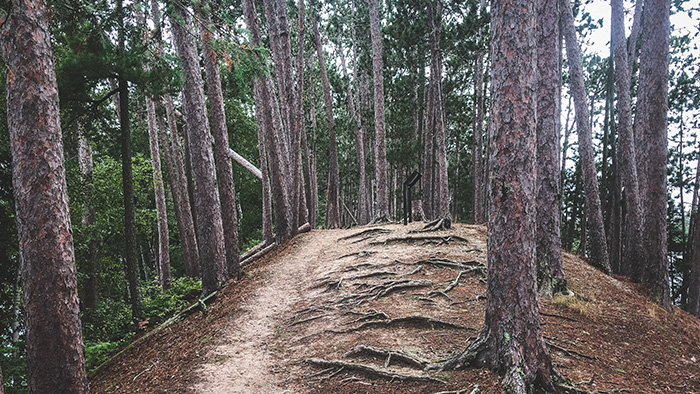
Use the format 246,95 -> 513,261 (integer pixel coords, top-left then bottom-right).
142,277 -> 202,325
84,340 -> 121,370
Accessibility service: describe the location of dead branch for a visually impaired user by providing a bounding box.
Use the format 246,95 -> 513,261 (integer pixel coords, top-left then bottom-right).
342,344 -> 428,370
240,242 -> 276,267
227,148 -> 262,180
305,358 -> 445,383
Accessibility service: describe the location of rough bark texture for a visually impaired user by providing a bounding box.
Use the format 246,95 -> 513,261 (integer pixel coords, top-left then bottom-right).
536,0 -> 566,298
146,97 -> 172,289
150,0 -> 200,278
311,15 -> 341,229
1,1 -> 89,391
296,0 -> 309,227
199,1 -> 241,276
443,0 -> 554,389
471,0 -> 487,225
368,0 -> 390,221
561,0 -> 612,274
612,0 -> 646,281
171,5 -> 228,295
636,0 -> 671,309
308,78 -> 320,228
244,0 -> 294,242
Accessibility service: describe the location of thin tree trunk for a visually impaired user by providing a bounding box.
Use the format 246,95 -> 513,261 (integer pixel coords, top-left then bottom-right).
536,0 -> 566,298
368,0 -> 389,221
146,97 -> 172,289
311,13 -> 341,229
170,4 -> 228,294
296,0 -> 309,227
636,0 -> 671,309
686,142 -> 700,315
1,1 -> 89,390
561,0 -> 612,274
199,2 -> 240,276
78,132 -> 99,312
309,77 -> 320,228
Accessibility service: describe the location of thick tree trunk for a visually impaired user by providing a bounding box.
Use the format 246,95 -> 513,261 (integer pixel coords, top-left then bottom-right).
368,0 -> 390,221
312,15 -> 341,229
170,5 -> 228,295
1,1 -> 89,391
146,97 -> 172,290
612,0 -> 646,280
442,0 -> 554,389
199,2 -> 241,276
561,0 -> 612,274
636,0 -> 671,309
536,0 -> 566,298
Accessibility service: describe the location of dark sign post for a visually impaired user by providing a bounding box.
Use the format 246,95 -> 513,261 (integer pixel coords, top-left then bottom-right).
403,171 -> 421,225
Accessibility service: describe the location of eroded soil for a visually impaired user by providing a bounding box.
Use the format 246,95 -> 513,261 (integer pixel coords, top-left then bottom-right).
90,223 -> 700,393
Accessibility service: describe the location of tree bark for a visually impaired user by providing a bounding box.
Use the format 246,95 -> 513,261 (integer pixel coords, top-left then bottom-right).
311,13 -> 341,229
199,1 -> 241,276
146,97 -> 172,290
561,0 -> 612,274
612,0 -> 646,281
1,1 -> 89,391
636,0 -> 671,309
536,0 -> 566,298
368,0 -> 390,221
170,4 -> 228,295
442,0 -> 554,388
296,0 -> 309,227
308,76 -> 320,228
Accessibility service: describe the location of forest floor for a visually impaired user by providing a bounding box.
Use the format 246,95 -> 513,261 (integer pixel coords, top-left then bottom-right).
90,222 -> 700,393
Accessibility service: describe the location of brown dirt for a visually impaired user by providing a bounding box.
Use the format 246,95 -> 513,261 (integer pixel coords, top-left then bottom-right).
90,222 -> 700,393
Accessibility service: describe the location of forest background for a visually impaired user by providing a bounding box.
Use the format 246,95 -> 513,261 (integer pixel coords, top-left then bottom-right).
0,0 -> 699,391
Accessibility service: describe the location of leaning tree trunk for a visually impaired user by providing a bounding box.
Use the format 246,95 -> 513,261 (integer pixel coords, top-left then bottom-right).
0,1 -> 89,391
612,0 -> 646,281
199,1 -> 241,276
561,0 -> 612,274
368,0 -> 390,221
312,13 -> 341,229
441,0 -> 555,389
170,4 -> 228,295
636,0 -> 671,309
536,0 -> 566,298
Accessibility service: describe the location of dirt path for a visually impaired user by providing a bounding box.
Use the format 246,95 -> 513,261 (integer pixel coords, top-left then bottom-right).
192,228 -> 356,393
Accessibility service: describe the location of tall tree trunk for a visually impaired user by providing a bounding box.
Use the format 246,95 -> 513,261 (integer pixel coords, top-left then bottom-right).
368,0 -> 390,221
536,0 -> 566,298
311,12 -> 341,229
561,0 -> 612,274
471,0 -> 487,225
686,145 -> 700,315
199,2 -> 241,276
146,97 -> 172,290
442,0 -> 554,388
427,1 -> 449,222
78,132 -> 99,313
636,0 -> 671,309
423,77 -> 435,220
243,0 -> 295,242
1,1 -> 89,391
309,77 -> 320,227
612,0 -> 646,281
296,0 -> 310,227
170,4 -> 228,295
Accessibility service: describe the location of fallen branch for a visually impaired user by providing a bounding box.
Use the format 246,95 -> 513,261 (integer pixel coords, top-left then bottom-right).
240,242 -> 276,267
305,358 -> 445,383
343,344 -> 428,369
239,240 -> 270,262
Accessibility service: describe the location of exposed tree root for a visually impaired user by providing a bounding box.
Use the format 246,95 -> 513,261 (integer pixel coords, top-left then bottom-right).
545,339 -> 596,361
345,309 -> 390,324
311,276 -> 344,291
338,250 -> 375,260
414,258 -> 485,271
305,358 -> 445,383
369,235 -> 470,246
410,217 -> 452,233
338,228 -> 392,243
336,315 -> 472,333
289,313 -> 330,327
403,265 -> 424,276
335,279 -> 433,306
343,344 -> 428,369
347,271 -> 397,281
443,267 -> 486,293
540,311 -> 580,323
